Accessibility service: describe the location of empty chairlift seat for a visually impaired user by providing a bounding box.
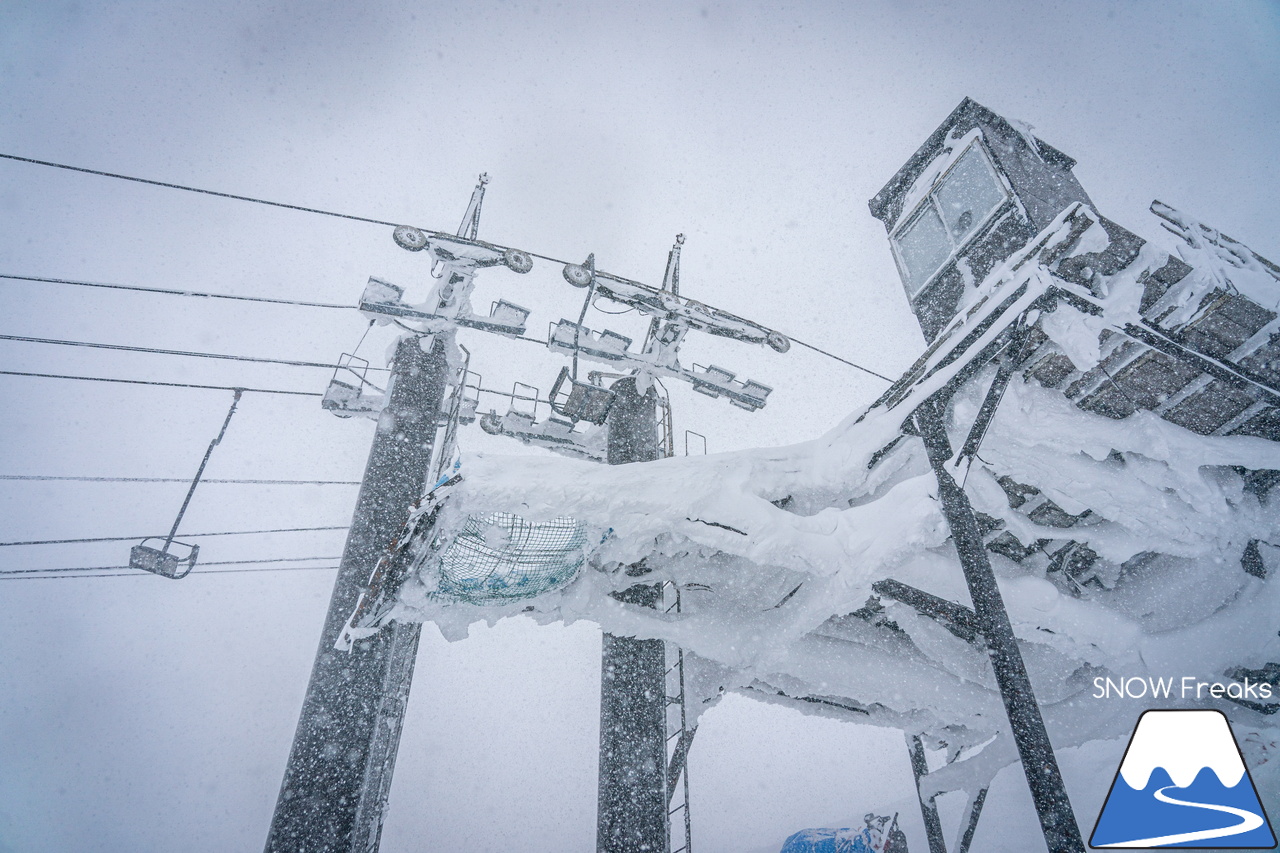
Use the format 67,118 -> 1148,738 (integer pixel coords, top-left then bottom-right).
547,320 -> 633,361
476,299 -> 531,335
129,537 -> 200,579
322,354 -> 385,419
549,366 -> 616,424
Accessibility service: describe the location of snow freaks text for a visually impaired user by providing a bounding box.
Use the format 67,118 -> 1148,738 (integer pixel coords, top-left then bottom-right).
1093,676 -> 1275,701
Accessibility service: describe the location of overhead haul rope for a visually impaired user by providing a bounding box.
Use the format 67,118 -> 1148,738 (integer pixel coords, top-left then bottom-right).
0,153 -> 405,228
0,565 -> 340,580
0,332 -> 389,372
0,558 -> 343,580
0,525 -> 348,548
0,554 -> 340,576
0,368 -> 320,396
0,475 -> 358,485
1,152 -> 896,383
0,273 -> 353,309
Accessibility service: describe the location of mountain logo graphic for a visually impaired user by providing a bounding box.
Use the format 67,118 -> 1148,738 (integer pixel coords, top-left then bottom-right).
1091,710 -> 1276,848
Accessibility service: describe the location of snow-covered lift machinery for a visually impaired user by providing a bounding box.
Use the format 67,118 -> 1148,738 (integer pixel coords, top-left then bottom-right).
304,174 -> 790,853
461,232 -> 793,853
548,233 -> 786,411
286,99 -> 1280,853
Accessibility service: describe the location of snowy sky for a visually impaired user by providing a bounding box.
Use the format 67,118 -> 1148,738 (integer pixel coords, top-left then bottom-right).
1,2 -> 1278,852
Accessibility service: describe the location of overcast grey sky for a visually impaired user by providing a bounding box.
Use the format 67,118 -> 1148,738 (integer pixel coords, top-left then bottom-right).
2,2 -> 1278,852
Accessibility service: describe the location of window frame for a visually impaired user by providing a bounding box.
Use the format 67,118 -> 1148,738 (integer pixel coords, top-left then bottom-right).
890,138 -> 1011,299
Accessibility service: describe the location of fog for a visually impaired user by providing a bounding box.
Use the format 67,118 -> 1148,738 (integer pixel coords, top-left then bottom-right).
1,2 -> 1277,851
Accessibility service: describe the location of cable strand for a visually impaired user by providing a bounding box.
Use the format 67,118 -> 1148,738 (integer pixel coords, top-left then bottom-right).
0,475 -> 358,486
0,525 -> 348,548
0,273 -> 353,309
0,368 -> 320,396
0,555 -> 341,576
0,153 -> 403,228
0,564 -> 341,580
1,155 -> 894,382
0,332 -> 389,372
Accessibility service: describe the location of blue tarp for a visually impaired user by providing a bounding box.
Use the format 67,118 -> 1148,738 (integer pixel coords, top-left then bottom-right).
779,815 -> 907,853
780,827 -> 880,853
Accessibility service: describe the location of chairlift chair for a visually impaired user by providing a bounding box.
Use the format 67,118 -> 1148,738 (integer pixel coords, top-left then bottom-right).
129,537 -> 200,579
478,379 -> 607,461
549,366 -> 616,425
490,300 -> 530,329
547,320 -> 634,361
480,380 -> 541,434
456,370 -> 482,425
471,299 -> 531,336
322,353 -> 385,419
129,389 -> 241,579
358,277 -> 408,321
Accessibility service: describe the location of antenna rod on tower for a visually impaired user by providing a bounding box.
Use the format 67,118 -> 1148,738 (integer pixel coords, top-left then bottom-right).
458,173 -> 488,240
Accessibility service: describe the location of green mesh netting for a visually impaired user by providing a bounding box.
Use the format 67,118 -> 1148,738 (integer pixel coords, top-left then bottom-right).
434,511 -> 588,604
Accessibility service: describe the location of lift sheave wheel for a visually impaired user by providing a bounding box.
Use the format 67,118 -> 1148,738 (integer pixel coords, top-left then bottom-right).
393,225 -> 429,251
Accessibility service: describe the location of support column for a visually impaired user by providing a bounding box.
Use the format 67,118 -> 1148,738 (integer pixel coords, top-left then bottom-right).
266,335 -> 450,853
907,734 -> 948,853
597,377 -> 669,853
913,398 -> 1084,853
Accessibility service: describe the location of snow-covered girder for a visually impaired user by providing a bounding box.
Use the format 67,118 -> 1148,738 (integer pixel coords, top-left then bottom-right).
547,235 -> 778,412
545,317 -> 773,410
359,276 -> 532,338
560,241 -> 792,354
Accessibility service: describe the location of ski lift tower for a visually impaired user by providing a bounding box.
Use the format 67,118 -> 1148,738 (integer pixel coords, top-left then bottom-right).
464,233 -> 792,853
267,175 -> 536,853
274,163 -> 795,853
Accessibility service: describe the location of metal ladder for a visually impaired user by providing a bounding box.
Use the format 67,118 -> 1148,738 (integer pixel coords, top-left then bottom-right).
658,392 -> 675,459
657,385 -> 693,853
662,580 -> 694,853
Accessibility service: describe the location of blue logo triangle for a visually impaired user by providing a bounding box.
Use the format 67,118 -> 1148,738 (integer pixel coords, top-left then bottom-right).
1091,710 -> 1276,848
